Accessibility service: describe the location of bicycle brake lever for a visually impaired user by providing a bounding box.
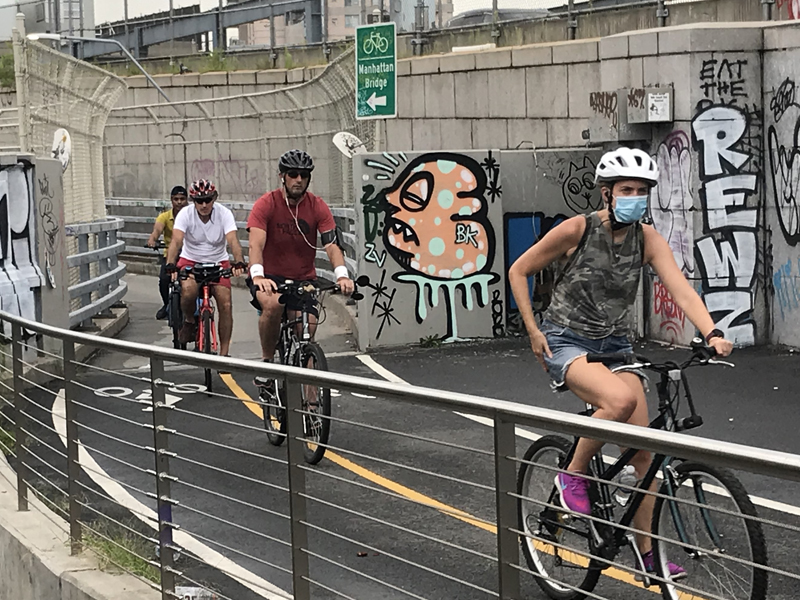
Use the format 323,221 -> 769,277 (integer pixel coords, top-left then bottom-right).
707,358 -> 735,368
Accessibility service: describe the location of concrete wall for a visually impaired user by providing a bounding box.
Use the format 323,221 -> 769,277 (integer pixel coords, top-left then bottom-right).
763,24 -> 800,346
0,459 -> 157,600
96,19 -> 800,347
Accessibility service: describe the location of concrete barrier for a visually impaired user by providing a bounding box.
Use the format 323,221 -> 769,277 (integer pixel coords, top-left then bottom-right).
0,457 -> 157,600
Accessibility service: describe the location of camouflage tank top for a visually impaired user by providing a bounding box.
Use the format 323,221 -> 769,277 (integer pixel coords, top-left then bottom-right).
543,212 -> 643,339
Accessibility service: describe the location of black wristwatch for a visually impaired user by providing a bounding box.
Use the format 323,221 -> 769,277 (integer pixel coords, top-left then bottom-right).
704,328 -> 724,343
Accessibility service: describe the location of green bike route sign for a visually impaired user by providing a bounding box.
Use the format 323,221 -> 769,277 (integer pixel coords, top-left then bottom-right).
355,22 -> 397,120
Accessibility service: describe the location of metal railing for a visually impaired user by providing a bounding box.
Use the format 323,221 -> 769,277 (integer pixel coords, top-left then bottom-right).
105,197 -> 358,281
2,309 -> 800,600
65,218 -> 127,328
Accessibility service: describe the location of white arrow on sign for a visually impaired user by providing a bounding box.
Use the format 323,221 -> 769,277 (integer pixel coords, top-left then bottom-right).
366,92 -> 387,111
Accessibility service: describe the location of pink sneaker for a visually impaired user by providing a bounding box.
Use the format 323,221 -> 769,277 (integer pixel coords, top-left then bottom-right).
642,549 -> 687,580
555,472 -> 591,515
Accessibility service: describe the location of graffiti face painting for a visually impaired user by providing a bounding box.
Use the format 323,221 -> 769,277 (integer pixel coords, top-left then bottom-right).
383,155 -> 494,280
359,151 -> 501,344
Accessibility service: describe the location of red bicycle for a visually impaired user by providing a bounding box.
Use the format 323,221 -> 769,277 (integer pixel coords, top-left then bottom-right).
179,263 -> 232,393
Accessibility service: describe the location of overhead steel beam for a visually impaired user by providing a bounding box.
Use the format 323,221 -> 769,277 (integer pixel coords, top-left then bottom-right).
82,0 -> 321,59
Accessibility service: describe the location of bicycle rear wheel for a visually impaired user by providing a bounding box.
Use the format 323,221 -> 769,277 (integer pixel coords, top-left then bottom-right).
202,311 -> 213,393
263,345 -> 287,446
517,435 -> 601,600
652,461 -> 767,600
298,343 -> 331,465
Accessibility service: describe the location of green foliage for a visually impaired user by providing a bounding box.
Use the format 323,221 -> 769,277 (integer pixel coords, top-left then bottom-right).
200,47 -> 234,73
283,49 -> 294,71
84,520 -> 161,584
0,53 -> 15,90
0,409 -> 14,456
419,334 -> 443,348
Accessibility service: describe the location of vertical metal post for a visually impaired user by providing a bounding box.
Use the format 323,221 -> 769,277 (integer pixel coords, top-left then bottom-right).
170,0 -> 175,62
657,0 -> 668,27
97,230 -> 110,313
437,0 -> 442,28
124,0 -> 129,49
284,376 -> 311,600
12,13 -> 30,154
12,323 -> 27,511
761,0 -> 774,21
494,415 -> 520,599
78,0 -> 85,56
322,0 -> 330,61
78,233 -> 91,328
150,357 -> 176,599
218,0 -> 225,51
360,0 -> 367,26
491,0 -> 499,42
567,0 -> 577,40
270,5 -> 277,66
63,339 -> 82,554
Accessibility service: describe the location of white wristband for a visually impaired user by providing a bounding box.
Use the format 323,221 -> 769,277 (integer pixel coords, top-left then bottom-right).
249,264 -> 265,279
334,265 -> 349,280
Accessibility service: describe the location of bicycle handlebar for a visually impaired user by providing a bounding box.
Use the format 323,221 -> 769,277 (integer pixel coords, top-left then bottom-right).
586,338 -> 719,372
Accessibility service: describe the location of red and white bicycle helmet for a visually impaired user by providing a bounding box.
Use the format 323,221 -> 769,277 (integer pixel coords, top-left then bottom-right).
188,179 -> 217,200
595,147 -> 659,186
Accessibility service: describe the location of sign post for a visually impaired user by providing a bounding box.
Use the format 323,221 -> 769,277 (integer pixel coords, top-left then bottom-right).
355,22 -> 397,120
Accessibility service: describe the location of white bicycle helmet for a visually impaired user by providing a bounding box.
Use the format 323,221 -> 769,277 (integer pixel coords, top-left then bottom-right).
595,147 -> 659,186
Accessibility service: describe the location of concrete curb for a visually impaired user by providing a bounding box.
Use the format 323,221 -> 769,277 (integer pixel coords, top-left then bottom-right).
0,456 -> 158,600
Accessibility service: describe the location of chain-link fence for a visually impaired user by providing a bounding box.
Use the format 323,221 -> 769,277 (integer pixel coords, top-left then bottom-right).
104,48 -> 373,208
13,34 -> 126,224
12,20 -> 127,316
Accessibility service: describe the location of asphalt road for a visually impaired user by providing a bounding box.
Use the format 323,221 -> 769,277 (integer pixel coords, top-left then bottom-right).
17,273 -> 800,600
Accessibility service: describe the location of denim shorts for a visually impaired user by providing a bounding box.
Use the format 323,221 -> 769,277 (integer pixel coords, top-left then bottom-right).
540,319 -> 644,391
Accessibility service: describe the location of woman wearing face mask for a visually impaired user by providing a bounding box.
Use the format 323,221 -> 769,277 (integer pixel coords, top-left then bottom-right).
509,147 -> 733,580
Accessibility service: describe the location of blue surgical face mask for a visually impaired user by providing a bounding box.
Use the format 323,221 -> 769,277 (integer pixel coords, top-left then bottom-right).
613,195 -> 648,223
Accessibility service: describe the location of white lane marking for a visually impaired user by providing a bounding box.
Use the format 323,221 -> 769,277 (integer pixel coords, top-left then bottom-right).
52,390 -> 290,600
356,355 -> 800,518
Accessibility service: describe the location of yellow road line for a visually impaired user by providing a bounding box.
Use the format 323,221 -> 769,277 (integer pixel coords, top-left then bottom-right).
221,373 -> 686,596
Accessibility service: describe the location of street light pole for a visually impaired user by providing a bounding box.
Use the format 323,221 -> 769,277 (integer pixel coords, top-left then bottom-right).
27,33 -> 172,104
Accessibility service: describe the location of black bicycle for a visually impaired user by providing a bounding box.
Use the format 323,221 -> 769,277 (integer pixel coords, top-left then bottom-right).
145,243 -> 184,350
258,280 -> 362,465
517,339 -> 768,600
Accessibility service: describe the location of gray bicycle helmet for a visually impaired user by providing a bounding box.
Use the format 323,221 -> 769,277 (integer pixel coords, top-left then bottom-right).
278,149 -> 315,173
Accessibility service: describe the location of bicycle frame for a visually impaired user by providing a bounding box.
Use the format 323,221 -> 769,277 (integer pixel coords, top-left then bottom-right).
546,360 -> 709,562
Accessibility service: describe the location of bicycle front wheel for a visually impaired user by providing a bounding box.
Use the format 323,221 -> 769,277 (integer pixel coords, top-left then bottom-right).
652,461 -> 768,600
517,435 -> 601,600
263,346 -> 287,447
169,293 -> 185,350
298,343 -> 331,465
202,311 -> 213,393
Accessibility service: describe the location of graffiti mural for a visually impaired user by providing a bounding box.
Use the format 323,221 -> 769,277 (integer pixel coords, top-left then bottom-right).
777,0 -> 800,19
0,165 -> 46,330
767,77 -> 800,247
357,151 -> 504,347
692,54 -> 762,347
773,256 -> 800,321
647,131 -> 694,343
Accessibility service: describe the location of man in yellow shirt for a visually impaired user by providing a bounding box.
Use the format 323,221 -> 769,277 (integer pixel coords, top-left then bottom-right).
146,186 -> 188,319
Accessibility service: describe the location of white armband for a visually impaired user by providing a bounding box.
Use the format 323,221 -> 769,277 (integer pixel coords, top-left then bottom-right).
334,265 -> 349,280
249,264 -> 265,279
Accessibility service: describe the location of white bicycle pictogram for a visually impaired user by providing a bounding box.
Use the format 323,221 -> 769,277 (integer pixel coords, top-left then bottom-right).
362,30 -> 390,55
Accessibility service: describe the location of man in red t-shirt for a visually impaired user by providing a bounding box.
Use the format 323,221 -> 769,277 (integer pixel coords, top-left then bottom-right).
246,149 -> 354,365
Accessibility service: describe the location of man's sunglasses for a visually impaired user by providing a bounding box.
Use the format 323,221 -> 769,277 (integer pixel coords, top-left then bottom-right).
285,170 -> 311,180
194,197 -> 215,205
